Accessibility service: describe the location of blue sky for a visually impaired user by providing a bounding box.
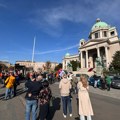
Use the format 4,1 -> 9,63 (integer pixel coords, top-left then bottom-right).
0,0 -> 120,64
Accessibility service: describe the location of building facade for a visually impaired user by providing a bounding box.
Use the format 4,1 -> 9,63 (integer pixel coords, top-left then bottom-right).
0,60 -> 11,67
16,60 -> 58,72
79,18 -> 120,69
63,19 -> 120,73
62,53 -> 80,70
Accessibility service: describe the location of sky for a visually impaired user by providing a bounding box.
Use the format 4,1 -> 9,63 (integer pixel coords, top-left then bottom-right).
0,0 -> 120,64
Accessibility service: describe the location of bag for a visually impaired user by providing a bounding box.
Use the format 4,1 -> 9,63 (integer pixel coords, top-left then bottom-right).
49,96 -> 54,107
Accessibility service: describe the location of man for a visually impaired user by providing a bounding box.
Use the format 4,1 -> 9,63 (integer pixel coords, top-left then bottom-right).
71,75 -> 78,94
4,72 -> 15,100
105,75 -> 111,91
93,72 -> 98,88
25,75 -> 43,120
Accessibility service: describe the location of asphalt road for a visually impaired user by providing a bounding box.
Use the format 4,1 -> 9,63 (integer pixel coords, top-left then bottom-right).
0,83 -> 120,120
90,93 -> 120,120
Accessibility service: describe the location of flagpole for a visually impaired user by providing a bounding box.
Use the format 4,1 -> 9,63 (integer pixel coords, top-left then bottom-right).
32,36 -> 36,63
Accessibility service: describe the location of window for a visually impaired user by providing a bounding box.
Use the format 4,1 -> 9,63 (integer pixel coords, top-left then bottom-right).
103,31 -> 107,37
111,31 -> 115,36
95,32 -> 99,38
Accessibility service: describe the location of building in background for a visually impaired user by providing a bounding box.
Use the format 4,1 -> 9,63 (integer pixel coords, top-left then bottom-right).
62,53 -> 80,70
79,18 -> 120,69
16,60 -> 58,72
62,19 -> 120,75
0,60 -> 11,67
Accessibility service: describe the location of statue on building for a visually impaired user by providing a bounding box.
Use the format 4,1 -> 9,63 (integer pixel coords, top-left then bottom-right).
67,62 -> 72,72
95,57 -> 103,76
96,57 -> 101,66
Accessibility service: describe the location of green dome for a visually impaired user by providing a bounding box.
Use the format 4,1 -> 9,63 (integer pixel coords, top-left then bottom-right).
65,53 -> 70,57
92,19 -> 108,30
80,39 -> 85,42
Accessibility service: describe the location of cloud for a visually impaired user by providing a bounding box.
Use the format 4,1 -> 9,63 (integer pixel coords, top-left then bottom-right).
35,44 -> 79,55
28,0 -> 120,36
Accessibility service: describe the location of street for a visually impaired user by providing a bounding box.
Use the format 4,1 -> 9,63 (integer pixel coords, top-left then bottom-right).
0,82 -> 120,120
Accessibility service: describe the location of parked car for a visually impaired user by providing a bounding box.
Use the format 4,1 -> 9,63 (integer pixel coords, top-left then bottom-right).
75,74 -> 89,81
88,76 -> 101,87
111,76 -> 120,89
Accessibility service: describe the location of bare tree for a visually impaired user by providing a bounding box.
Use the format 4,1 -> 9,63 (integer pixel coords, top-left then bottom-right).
45,61 -> 51,72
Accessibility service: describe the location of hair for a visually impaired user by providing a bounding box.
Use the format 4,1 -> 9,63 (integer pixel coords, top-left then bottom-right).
80,75 -> 88,88
43,80 -> 49,88
62,74 -> 67,78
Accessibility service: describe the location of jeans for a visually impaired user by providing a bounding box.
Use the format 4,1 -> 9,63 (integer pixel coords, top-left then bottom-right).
25,100 -> 38,120
107,84 -> 111,91
5,88 -> 13,99
61,96 -> 72,115
94,80 -> 98,88
80,115 -> 92,120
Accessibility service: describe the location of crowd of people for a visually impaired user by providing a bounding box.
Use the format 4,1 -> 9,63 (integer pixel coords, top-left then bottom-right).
92,72 -> 112,91
25,73 -> 52,120
59,73 -> 94,120
0,70 -> 94,120
0,71 -> 21,100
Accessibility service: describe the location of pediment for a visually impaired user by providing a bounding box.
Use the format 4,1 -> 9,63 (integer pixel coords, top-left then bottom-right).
81,39 -> 107,48
84,41 -> 99,46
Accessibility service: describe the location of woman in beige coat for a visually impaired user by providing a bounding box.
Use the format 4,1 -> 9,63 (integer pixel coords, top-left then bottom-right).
77,76 -> 94,120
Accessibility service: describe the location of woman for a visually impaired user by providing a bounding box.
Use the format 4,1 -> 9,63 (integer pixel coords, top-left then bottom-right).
59,74 -> 72,118
77,76 -> 93,120
39,80 -> 52,120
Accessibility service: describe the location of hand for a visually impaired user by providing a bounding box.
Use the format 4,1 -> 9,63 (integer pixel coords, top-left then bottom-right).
28,93 -> 32,97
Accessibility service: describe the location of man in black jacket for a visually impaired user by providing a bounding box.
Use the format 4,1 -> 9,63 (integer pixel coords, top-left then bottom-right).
25,75 -> 43,120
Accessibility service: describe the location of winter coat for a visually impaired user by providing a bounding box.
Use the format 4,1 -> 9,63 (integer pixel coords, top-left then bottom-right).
77,81 -> 94,116
5,75 -> 15,89
71,76 -> 78,88
59,78 -> 71,96
39,87 -> 52,105
105,76 -> 111,85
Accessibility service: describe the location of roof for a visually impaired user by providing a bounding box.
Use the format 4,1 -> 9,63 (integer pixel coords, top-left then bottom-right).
65,53 -> 70,57
92,19 -> 109,30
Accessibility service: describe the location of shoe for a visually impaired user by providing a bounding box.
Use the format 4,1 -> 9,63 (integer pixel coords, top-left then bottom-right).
63,114 -> 67,118
70,114 -> 72,117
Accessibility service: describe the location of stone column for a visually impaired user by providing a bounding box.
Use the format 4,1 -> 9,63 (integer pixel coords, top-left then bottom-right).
62,60 -> 65,70
86,50 -> 88,68
97,47 -> 100,58
105,46 -> 109,68
100,31 -> 102,38
80,51 -> 83,68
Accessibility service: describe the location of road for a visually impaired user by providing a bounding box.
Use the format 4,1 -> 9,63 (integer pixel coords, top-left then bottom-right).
0,82 -> 120,120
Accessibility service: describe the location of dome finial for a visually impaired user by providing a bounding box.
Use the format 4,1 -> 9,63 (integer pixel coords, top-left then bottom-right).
96,18 -> 101,23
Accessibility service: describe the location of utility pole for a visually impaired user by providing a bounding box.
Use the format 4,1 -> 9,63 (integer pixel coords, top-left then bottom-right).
32,36 -> 36,63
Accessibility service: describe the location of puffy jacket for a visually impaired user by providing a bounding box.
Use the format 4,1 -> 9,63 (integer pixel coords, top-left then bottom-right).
5,75 -> 15,88
59,78 -> 71,96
